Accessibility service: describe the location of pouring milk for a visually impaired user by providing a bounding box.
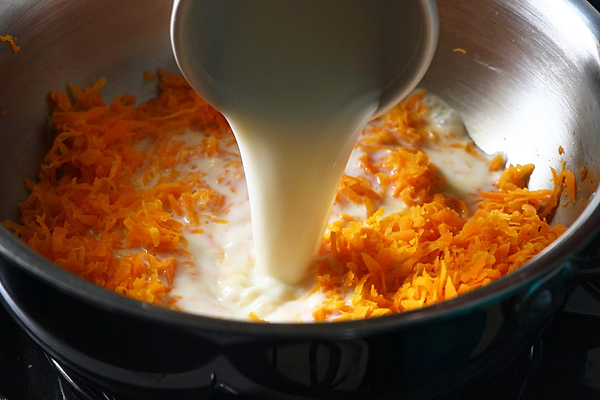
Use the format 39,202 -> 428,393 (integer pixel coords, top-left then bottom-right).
171,0 -> 438,285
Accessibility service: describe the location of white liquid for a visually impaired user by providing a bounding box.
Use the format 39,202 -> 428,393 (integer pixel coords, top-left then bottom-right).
172,0 -> 436,284
165,93 -> 501,322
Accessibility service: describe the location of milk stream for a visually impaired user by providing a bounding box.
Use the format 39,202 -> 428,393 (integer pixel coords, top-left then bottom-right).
167,93 -> 502,321
172,0 -> 434,284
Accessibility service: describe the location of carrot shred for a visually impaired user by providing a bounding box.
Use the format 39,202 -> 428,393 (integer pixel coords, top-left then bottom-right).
580,166 -> 588,181
3,72 -> 576,321
310,93 -> 574,321
248,312 -> 269,322
488,154 -> 506,172
563,169 -> 577,203
143,70 -> 156,82
0,34 -> 20,52
4,70 -> 230,307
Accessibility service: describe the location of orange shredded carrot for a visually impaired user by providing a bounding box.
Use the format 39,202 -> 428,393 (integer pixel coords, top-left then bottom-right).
489,154 -> 506,172
312,163 -> 569,320
563,169 -> 577,203
248,312 -> 269,322
4,71 -> 575,322
5,70 -> 230,307
580,166 -> 588,181
143,70 -> 156,82
0,34 -> 20,52
310,93 -> 574,321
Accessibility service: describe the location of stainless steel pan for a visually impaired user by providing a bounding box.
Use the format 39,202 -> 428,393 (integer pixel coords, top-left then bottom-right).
1,1 -> 600,398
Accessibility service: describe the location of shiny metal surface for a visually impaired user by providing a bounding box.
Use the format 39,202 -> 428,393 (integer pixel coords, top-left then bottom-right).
0,0 -> 599,334
0,0 -> 176,222
0,0 -> 597,226
1,1 -> 600,397
1,0 -> 600,310
422,0 -> 600,230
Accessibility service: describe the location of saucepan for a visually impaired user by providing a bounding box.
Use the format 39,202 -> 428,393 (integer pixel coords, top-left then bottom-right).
1,0 -> 600,399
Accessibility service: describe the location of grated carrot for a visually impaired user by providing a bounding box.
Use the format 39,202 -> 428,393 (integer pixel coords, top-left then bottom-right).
0,34 -> 20,52
5,70 -> 230,307
248,312 -> 269,322
580,166 -> 588,181
4,71 -> 577,321
563,169 -> 577,203
311,94 -> 574,321
489,154 -> 506,172
143,70 -> 156,82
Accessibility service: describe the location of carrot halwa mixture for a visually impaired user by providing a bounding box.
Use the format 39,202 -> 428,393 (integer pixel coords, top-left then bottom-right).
5,70 -> 572,322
